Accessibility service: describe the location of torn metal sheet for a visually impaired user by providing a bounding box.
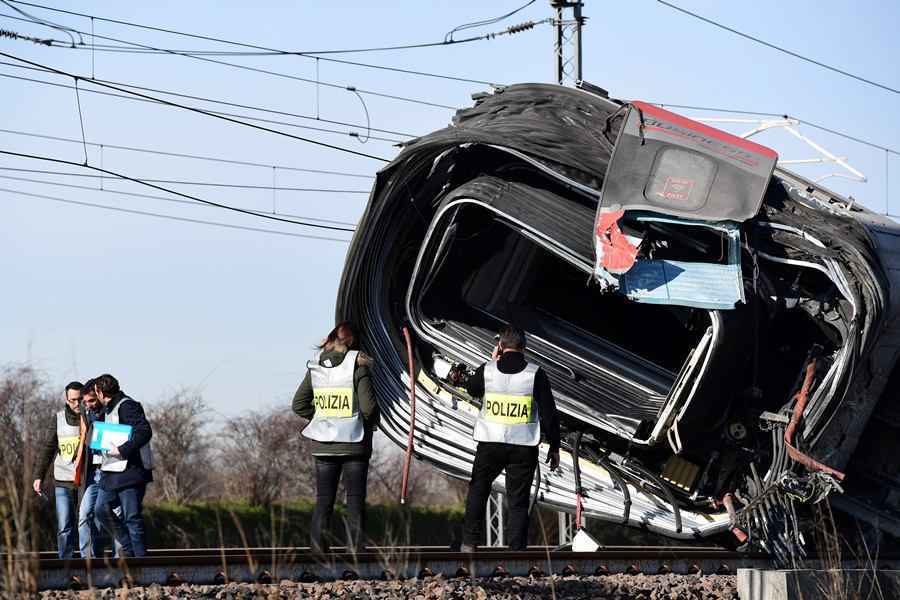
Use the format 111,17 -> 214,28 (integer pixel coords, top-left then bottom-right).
618,218 -> 745,310
593,102 -> 775,309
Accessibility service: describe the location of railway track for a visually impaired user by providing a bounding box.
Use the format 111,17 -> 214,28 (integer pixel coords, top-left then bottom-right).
10,545 -> 874,589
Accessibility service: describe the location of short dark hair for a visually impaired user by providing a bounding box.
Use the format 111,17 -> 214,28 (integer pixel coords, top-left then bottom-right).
93,374 -> 120,397
499,325 -> 526,351
64,381 -> 83,393
81,378 -> 95,394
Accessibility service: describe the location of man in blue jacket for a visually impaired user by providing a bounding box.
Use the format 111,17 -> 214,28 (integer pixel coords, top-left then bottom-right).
92,374 -> 153,557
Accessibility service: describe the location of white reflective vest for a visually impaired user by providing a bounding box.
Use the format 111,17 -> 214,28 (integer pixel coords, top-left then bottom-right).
473,362 -> 541,447
53,410 -> 81,483
302,350 -> 364,443
100,397 -> 154,473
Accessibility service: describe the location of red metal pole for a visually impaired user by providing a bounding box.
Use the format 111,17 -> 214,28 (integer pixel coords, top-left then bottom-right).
400,326 -> 416,504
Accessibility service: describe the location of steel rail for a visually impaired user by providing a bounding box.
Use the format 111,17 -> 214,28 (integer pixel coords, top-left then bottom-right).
21,545 -> 782,590
21,545 -> 900,590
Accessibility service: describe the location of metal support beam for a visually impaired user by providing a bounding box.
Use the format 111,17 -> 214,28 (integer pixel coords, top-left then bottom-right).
692,116 -> 867,184
552,1 -> 585,86
558,511 -> 575,546
485,491 -> 505,547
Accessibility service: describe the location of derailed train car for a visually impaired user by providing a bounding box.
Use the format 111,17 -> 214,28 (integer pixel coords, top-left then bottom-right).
336,83 -> 900,557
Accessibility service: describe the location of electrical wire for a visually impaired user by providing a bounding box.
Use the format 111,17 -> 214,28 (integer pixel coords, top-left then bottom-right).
293,55 -> 499,87
4,0 -> 541,55
0,11 -> 460,110
652,102 -> 900,156
0,127 -> 375,178
0,1 -> 508,86
6,56 -> 893,161
657,0 -> 900,96
0,185 -> 352,242
0,63 -> 415,139
0,148 -> 357,232
445,0 -> 536,42
0,166 -> 370,193
0,172 -> 359,226
1,0 -> 77,45
0,25 -> 51,44
0,51 -> 392,162
57,42 -> 500,86
0,70 -> 403,143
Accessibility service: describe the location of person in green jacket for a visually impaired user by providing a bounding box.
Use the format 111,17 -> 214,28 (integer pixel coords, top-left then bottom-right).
293,321 -> 377,553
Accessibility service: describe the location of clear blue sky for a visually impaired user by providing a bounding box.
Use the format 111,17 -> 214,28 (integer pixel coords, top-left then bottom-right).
2,1 -> 897,421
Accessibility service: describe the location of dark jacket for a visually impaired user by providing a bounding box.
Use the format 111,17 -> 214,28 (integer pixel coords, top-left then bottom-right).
466,351 -> 562,451
293,349 -> 377,456
33,404 -> 81,489
99,392 -> 153,491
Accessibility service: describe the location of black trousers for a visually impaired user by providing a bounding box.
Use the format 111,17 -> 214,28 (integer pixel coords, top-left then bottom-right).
463,442 -> 538,550
310,455 -> 369,552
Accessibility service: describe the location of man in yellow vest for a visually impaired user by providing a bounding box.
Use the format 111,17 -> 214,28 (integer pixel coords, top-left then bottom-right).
33,381 -> 87,559
461,325 -> 561,551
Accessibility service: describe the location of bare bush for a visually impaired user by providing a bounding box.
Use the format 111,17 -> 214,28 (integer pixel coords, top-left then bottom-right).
219,407 -> 315,506
145,390 -> 215,504
0,365 -> 56,593
367,445 -> 467,506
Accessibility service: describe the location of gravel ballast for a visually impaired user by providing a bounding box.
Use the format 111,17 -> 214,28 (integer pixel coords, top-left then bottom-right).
36,573 -> 739,599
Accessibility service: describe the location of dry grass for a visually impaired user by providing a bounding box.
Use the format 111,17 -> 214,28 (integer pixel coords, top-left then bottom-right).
808,499 -> 884,600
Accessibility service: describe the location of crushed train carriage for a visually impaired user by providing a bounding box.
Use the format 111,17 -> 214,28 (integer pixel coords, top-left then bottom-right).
335,82 -> 900,557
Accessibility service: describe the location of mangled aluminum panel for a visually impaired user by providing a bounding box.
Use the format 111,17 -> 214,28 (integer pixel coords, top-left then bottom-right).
593,102 -> 777,310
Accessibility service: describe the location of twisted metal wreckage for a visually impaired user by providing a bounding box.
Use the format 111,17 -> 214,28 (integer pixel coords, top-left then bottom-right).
336,83 -> 900,561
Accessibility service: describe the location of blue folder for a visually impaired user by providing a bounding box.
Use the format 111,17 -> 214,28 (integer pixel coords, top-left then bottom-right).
89,421 -> 133,451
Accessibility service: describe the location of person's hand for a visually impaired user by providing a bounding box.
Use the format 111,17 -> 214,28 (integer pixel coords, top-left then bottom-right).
490,344 -> 501,361
546,449 -> 560,471
32,479 -> 42,495
107,446 -> 122,459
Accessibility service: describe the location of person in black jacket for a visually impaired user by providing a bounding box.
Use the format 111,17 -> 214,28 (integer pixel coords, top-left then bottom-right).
459,325 -> 561,551
92,374 -> 153,557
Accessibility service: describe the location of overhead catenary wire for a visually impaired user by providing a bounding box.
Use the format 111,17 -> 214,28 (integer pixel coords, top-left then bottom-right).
9,38 -> 894,160
4,0 -> 543,56
0,51 -> 392,162
0,11 -> 461,110
2,0 -> 77,45
0,71 -> 407,147
0,148 -> 358,232
7,59 -> 891,177
651,102 -> 900,156
0,127 -> 375,179
444,0 -> 537,42
0,25 -> 51,44
657,0 -> 900,96
0,63 -> 415,140
0,166 -> 371,193
39,40 -> 502,87
0,185 -> 352,242
0,172 -> 359,227
0,1 -> 515,88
